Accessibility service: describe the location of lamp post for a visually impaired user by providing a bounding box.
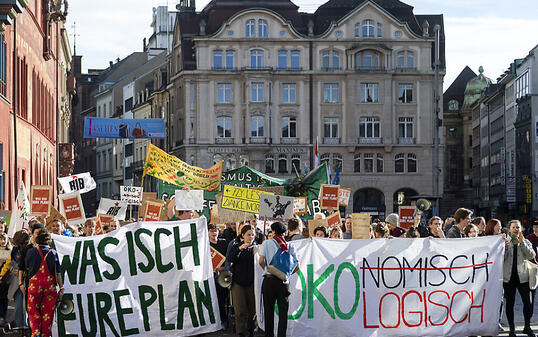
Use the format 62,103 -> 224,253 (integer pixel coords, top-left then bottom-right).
433,24 -> 441,216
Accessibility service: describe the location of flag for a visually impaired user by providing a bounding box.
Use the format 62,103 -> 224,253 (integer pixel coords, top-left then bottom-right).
314,137 -> 319,168
332,166 -> 341,185
8,182 -> 30,237
303,163 -> 309,175
327,163 -> 332,184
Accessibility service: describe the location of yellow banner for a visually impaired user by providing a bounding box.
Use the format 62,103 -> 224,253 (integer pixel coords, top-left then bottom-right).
221,185 -> 273,214
143,144 -> 223,191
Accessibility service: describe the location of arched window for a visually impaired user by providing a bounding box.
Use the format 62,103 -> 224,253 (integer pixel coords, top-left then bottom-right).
321,153 -> 330,166
291,154 -> 301,173
407,153 -> 417,173
246,20 -> 255,37
395,153 -> 405,173
213,50 -> 223,69
278,154 -> 288,173
258,19 -> 268,38
354,23 -> 360,38
356,50 -> 380,69
240,155 -> 249,167
265,154 -> 274,173
333,153 -> 343,173
250,49 -> 263,69
354,154 -> 360,172
448,99 -> 459,111
362,20 -> 374,37
321,50 -> 340,69
225,155 -> 236,171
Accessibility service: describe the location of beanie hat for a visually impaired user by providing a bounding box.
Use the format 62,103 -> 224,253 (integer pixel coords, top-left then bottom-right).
385,213 -> 399,227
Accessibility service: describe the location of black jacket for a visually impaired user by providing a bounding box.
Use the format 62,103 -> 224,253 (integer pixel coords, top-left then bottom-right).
227,241 -> 255,286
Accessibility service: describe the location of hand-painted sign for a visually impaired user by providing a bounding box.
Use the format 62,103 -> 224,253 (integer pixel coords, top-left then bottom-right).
307,218 -> 328,238
326,211 -> 342,229
352,213 -> 371,239
143,200 -> 164,222
338,188 -> 351,207
293,197 -> 307,215
120,186 -> 143,205
221,185 -> 272,214
259,195 -> 294,220
399,206 -> 417,229
210,246 -> 226,272
59,193 -> 85,223
319,184 -> 339,209
97,198 -> 128,220
175,189 -> 204,211
30,185 -> 52,216
144,144 -> 222,190
83,117 -> 166,139
58,172 -> 96,194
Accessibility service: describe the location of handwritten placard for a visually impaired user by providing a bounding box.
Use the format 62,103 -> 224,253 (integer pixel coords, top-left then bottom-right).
319,184 -> 339,209
352,213 -> 371,239
30,185 -> 53,216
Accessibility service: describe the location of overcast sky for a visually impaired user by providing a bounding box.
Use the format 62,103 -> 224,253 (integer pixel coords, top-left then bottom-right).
66,0 -> 538,88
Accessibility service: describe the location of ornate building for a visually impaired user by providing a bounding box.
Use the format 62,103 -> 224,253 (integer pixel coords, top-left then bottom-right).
168,0 -> 445,218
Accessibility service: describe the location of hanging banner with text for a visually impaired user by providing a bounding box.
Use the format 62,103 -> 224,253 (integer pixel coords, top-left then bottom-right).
58,172 -> 97,194
52,217 -> 221,337
255,236 -> 504,337
83,117 -> 166,139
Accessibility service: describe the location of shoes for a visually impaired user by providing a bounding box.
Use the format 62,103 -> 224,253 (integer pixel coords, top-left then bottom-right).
508,332 -> 516,337
523,326 -> 535,337
499,323 -> 506,332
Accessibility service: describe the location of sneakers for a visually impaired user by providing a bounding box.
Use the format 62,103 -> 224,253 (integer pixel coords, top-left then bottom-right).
523,326 -> 535,337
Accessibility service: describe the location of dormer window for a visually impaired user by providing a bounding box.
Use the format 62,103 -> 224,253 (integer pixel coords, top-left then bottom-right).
362,20 -> 374,37
258,19 -> 268,38
246,19 -> 268,38
246,20 -> 255,37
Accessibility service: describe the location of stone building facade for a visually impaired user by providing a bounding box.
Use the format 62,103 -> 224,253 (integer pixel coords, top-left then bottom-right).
167,0 -> 445,218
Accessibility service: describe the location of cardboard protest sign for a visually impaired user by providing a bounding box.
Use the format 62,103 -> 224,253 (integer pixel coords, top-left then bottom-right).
175,189 -> 204,211
46,206 -> 66,227
95,214 -> 113,235
307,218 -> 328,238
319,184 -> 339,209
254,236 -> 504,337
30,185 -> 52,216
139,192 -> 157,219
8,182 -> 30,237
221,185 -> 272,214
352,213 -> 371,239
53,217 -> 221,336
338,188 -> 351,207
0,210 -> 11,226
293,197 -> 307,215
210,205 -> 219,224
210,246 -> 226,272
259,194 -> 294,220
97,198 -> 128,220
143,199 -> 164,222
58,172 -> 96,194
326,211 -> 342,228
216,194 -> 255,224
120,186 -> 143,205
399,206 -> 416,229
252,186 -> 286,195
59,193 -> 85,223
144,143 -> 222,190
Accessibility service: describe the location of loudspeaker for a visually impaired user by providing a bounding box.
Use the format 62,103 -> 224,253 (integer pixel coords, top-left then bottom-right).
217,271 -> 232,288
57,298 -> 74,315
416,199 -> 431,212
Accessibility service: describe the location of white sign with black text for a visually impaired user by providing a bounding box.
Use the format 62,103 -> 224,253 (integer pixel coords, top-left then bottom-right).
58,172 -> 96,194
120,186 -> 143,205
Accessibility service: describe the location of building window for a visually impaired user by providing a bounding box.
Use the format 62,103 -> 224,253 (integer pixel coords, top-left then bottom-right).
354,154 -> 360,172
408,153 -> 417,172
377,153 -> 383,173
290,50 -> 300,69
359,117 -> 380,138
324,117 -> 338,138
291,154 -> 301,173
278,154 -> 287,173
354,23 -> 360,38
282,83 -> 296,103
360,83 -> 378,102
216,116 -> 232,138
225,50 -> 235,69
213,50 -> 223,69
246,19 -> 255,37
217,83 -> 231,103
321,50 -> 340,69
364,153 -> 374,173
395,153 -> 405,173
377,23 -> 382,37
397,51 -> 414,69
321,153 -> 330,166
251,116 -> 264,137
398,117 -> 413,138
250,49 -> 263,69
225,155 -> 237,170
278,50 -> 287,69
281,117 -> 296,138
448,99 -> 459,111
265,154 -> 274,173
189,83 -> 195,103
394,31 -> 402,38
333,153 -> 343,173
398,83 -> 413,103
362,20 -> 374,37
323,83 -> 338,103
251,82 -> 264,102
258,19 -> 268,38
356,50 -> 380,69
0,33 -> 6,96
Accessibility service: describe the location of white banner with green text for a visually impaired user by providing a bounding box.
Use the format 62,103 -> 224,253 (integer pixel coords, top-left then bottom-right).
52,217 -> 221,337
255,236 -> 504,337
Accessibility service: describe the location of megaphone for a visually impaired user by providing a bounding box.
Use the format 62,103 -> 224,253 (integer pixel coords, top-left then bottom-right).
217,271 -> 232,288
416,199 -> 431,212
57,298 -> 74,315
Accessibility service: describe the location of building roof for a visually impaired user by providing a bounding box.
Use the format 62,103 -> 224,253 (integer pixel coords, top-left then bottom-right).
444,66 -> 477,96
463,66 -> 493,108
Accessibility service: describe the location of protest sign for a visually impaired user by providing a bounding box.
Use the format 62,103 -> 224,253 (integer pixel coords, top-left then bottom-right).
97,198 -> 128,220
143,199 -> 164,221
95,214 -> 113,234
46,206 -> 66,227
221,185 -> 272,214
52,217 -> 221,336
210,205 -> 219,224
30,185 -> 52,216
0,210 -> 11,226
293,197 -> 307,215
255,236 -> 504,337
399,206 -> 416,229
352,213 -> 371,239
326,211 -> 341,228
84,117 -> 166,139
307,218 -> 328,238
210,247 -> 226,272
259,195 -> 294,220
175,189 -> 204,211
338,188 -> 351,207
144,144 -> 222,190
139,192 -> 157,219
58,173 -> 96,194
121,186 -> 143,205
252,186 -> 286,195
216,195 -> 255,224
8,182 -> 30,237
319,184 -> 339,209
59,193 -> 85,223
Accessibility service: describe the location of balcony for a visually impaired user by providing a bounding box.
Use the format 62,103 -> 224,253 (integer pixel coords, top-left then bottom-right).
321,67 -> 342,72
242,66 -> 273,71
249,137 -> 267,144
323,137 -> 341,145
354,66 -> 386,73
358,137 -> 382,144
393,67 -> 417,73
281,137 -> 298,144
211,67 -> 238,71
275,67 -> 303,72
398,137 -> 415,145
215,137 -> 234,144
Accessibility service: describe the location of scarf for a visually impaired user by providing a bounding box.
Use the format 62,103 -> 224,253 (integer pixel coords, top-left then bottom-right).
273,234 -> 288,252
509,233 -> 519,246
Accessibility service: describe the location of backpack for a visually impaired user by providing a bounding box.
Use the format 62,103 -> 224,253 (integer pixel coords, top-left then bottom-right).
267,239 -> 298,282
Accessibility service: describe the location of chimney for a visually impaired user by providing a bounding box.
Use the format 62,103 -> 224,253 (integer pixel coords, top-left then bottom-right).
109,61 -> 113,67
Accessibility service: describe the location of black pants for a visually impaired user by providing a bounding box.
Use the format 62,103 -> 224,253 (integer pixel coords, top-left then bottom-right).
503,279 -> 534,330
214,278 -> 229,326
0,282 -> 8,319
262,276 -> 289,337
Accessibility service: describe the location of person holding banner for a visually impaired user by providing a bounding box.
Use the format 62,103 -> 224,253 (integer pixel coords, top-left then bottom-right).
81,219 -> 96,237
447,208 -> 472,238
313,226 -> 328,238
208,224 -> 229,329
227,225 -> 257,337
503,220 -> 536,337
25,229 -> 64,337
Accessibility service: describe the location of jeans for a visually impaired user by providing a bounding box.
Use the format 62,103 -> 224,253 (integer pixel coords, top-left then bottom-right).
262,276 -> 290,337
13,288 -> 27,328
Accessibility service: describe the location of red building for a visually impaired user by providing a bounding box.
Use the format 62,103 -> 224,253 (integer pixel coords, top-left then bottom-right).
0,0 -> 71,209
